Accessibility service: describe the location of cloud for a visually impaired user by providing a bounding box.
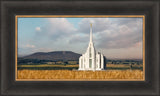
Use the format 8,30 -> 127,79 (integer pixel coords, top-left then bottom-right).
68,18 -> 112,45
76,18 -> 142,49
18,44 -> 36,56
35,18 -> 76,41
20,44 -> 36,48
78,18 -> 111,33
26,44 -> 35,48
35,27 -> 41,31
32,47 -> 52,52
68,17 -> 143,51
68,34 -> 88,44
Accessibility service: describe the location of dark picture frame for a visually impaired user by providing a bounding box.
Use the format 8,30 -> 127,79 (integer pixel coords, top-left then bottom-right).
1,0 -> 159,95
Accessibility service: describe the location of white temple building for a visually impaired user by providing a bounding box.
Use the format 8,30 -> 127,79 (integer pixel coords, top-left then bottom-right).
78,24 -> 106,71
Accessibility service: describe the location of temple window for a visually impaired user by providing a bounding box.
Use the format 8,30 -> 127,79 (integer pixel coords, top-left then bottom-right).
89,47 -> 92,58
89,59 -> 92,68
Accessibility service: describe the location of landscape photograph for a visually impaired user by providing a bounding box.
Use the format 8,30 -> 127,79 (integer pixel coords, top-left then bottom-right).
16,15 -> 144,80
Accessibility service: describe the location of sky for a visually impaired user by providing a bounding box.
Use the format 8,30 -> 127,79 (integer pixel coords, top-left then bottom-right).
18,17 -> 143,59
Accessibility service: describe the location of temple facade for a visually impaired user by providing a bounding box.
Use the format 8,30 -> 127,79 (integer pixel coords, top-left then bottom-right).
78,24 -> 106,71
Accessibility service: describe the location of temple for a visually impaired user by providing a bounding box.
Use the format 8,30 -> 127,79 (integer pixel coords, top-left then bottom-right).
78,24 -> 106,71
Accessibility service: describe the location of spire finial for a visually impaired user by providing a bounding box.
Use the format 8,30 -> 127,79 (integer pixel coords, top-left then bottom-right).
90,23 -> 93,43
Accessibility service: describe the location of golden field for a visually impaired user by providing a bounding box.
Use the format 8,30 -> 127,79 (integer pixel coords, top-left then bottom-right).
17,69 -> 144,80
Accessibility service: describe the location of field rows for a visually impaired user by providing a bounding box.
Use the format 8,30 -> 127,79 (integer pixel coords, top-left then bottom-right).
18,70 -> 144,80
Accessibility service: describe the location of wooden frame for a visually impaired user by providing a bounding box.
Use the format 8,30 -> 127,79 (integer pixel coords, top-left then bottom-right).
1,0 -> 159,95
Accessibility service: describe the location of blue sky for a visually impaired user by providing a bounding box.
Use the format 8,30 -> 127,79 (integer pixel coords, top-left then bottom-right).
18,17 -> 143,59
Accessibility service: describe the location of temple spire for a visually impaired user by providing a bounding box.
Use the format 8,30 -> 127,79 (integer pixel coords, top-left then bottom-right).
90,23 -> 93,43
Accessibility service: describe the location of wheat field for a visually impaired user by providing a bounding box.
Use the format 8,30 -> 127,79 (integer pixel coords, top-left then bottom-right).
17,70 -> 144,80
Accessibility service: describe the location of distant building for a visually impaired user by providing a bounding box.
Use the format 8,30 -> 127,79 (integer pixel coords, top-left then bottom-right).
78,24 -> 106,71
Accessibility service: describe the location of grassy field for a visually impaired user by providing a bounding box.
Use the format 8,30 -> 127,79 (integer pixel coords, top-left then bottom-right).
17,69 -> 143,80
17,64 -> 143,80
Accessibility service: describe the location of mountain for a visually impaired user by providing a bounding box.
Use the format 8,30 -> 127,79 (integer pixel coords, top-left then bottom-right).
22,51 -> 81,61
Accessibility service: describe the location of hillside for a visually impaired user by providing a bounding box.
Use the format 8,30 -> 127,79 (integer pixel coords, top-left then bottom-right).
22,51 -> 81,61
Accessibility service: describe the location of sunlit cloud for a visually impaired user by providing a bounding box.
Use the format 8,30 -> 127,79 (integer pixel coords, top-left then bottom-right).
20,44 -> 36,48
35,27 -> 41,31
